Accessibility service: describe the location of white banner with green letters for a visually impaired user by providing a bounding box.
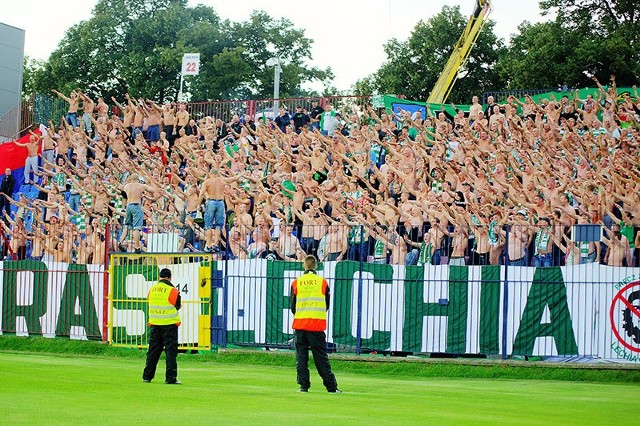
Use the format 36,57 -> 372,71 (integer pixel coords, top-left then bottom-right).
1,259 -> 639,361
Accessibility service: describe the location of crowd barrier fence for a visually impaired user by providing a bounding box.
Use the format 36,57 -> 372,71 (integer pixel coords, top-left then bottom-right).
1,222 -> 639,361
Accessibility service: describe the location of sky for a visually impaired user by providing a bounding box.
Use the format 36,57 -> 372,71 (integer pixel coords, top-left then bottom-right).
2,0 -> 550,91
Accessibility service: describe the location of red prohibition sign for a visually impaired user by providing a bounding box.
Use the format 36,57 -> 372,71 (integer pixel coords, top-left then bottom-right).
610,281 -> 640,353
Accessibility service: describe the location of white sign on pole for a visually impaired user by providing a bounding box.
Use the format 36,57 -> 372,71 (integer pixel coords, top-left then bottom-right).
182,53 -> 200,76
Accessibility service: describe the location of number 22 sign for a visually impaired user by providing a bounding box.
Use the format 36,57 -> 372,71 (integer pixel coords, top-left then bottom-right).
182,53 -> 200,76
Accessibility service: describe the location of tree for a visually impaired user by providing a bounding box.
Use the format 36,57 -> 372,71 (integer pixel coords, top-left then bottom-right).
22,57 -> 47,99
36,0 -> 197,101
357,5 -> 505,104
496,21 -> 585,90
496,2 -> 640,90
537,0 -> 640,85
540,0 -> 639,35
30,0 -> 333,102
188,11 -> 334,100
352,76 -> 377,98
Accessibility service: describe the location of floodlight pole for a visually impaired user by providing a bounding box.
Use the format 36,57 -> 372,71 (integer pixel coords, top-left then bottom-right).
178,73 -> 185,102
267,57 -> 282,113
273,62 -> 281,112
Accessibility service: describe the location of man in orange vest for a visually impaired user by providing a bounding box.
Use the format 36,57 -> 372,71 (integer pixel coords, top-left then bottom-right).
142,268 -> 182,384
290,255 -> 341,393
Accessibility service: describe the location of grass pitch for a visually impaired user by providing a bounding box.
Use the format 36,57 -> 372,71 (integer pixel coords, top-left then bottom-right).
0,351 -> 637,425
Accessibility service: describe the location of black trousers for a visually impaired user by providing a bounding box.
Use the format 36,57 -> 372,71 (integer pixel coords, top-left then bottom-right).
143,324 -> 178,383
0,195 -> 11,221
294,329 -> 338,392
470,251 -> 489,266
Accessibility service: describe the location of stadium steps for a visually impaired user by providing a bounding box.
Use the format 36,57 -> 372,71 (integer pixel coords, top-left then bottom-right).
8,184 -> 39,226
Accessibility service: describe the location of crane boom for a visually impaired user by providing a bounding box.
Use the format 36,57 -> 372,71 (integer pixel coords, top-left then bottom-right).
426,0 -> 492,105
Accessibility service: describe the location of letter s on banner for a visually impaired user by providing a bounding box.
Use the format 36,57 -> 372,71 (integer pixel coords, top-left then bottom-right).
182,53 -> 200,76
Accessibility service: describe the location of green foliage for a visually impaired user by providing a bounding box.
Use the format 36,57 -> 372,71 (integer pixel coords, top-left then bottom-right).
540,0 -> 639,35
498,17 -> 639,90
540,0 -> 640,87
22,57 -> 47,99
30,0 -> 332,102
27,1 -> 639,102
360,2 -> 638,101
362,6 -> 504,103
352,77 -> 377,98
496,21 -> 583,89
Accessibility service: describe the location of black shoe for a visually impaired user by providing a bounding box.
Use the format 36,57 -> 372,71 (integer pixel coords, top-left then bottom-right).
134,248 -> 143,254
327,389 -> 342,394
118,243 -> 127,252
165,380 -> 182,385
298,388 -> 308,393
142,379 -> 151,383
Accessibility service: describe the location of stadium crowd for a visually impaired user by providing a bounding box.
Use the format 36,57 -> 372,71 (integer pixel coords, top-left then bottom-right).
1,75 -> 639,267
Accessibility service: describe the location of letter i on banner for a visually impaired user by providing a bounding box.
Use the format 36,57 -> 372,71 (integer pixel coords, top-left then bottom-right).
179,53 -> 200,101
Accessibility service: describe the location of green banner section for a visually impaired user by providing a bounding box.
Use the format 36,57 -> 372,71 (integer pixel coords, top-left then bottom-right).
5,259 -> 637,359
109,260 -> 208,348
2,260 -> 49,335
402,265 -> 469,353
110,264 -> 158,345
447,266 -> 469,354
403,265 -> 426,353
512,267 -> 578,356
479,266 -> 501,354
382,86 -> 635,116
221,261 -> 591,356
264,261 -> 297,345
332,261 -> 394,350
1,260 -> 103,339
56,263 -> 100,338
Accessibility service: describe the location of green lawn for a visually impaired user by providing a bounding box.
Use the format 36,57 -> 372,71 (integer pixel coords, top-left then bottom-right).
0,352 -> 637,425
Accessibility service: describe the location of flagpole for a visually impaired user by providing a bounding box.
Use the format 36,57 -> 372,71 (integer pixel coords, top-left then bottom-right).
178,72 -> 184,102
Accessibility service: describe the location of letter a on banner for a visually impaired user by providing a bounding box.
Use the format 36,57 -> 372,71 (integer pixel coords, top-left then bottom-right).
182,53 -> 200,76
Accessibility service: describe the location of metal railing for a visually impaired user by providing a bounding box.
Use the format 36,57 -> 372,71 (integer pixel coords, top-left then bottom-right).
0,97 -> 35,142
1,93 -> 374,143
109,252 -> 213,351
4,205 -> 638,273
481,88 -> 556,104
2,220 -> 639,361
32,94 -> 68,129
187,95 -> 372,123
106,222 -> 638,360
104,222 -> 636,269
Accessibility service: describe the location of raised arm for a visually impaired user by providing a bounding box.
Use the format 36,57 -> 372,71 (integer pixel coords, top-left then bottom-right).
52,89 -> 71,103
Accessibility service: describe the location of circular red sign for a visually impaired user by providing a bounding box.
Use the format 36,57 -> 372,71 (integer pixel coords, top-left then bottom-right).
610,281 -> 640,353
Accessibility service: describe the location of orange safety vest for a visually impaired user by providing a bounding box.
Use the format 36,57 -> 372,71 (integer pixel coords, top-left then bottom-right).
292,272 -> 328,332
147,281 -> 181,326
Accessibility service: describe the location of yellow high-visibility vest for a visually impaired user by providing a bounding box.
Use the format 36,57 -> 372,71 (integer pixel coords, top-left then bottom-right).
147,281 -> 181,326
292,273 -> 327,331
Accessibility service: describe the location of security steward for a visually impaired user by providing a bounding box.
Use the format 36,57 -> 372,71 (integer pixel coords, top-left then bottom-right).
143,268 -> 182,384
290,255 -> 341,393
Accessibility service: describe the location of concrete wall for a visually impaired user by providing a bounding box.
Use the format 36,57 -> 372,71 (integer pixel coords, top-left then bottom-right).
0,22 -> 25,140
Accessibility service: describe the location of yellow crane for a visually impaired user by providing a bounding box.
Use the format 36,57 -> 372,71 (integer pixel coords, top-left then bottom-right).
426,0 -> 493,105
